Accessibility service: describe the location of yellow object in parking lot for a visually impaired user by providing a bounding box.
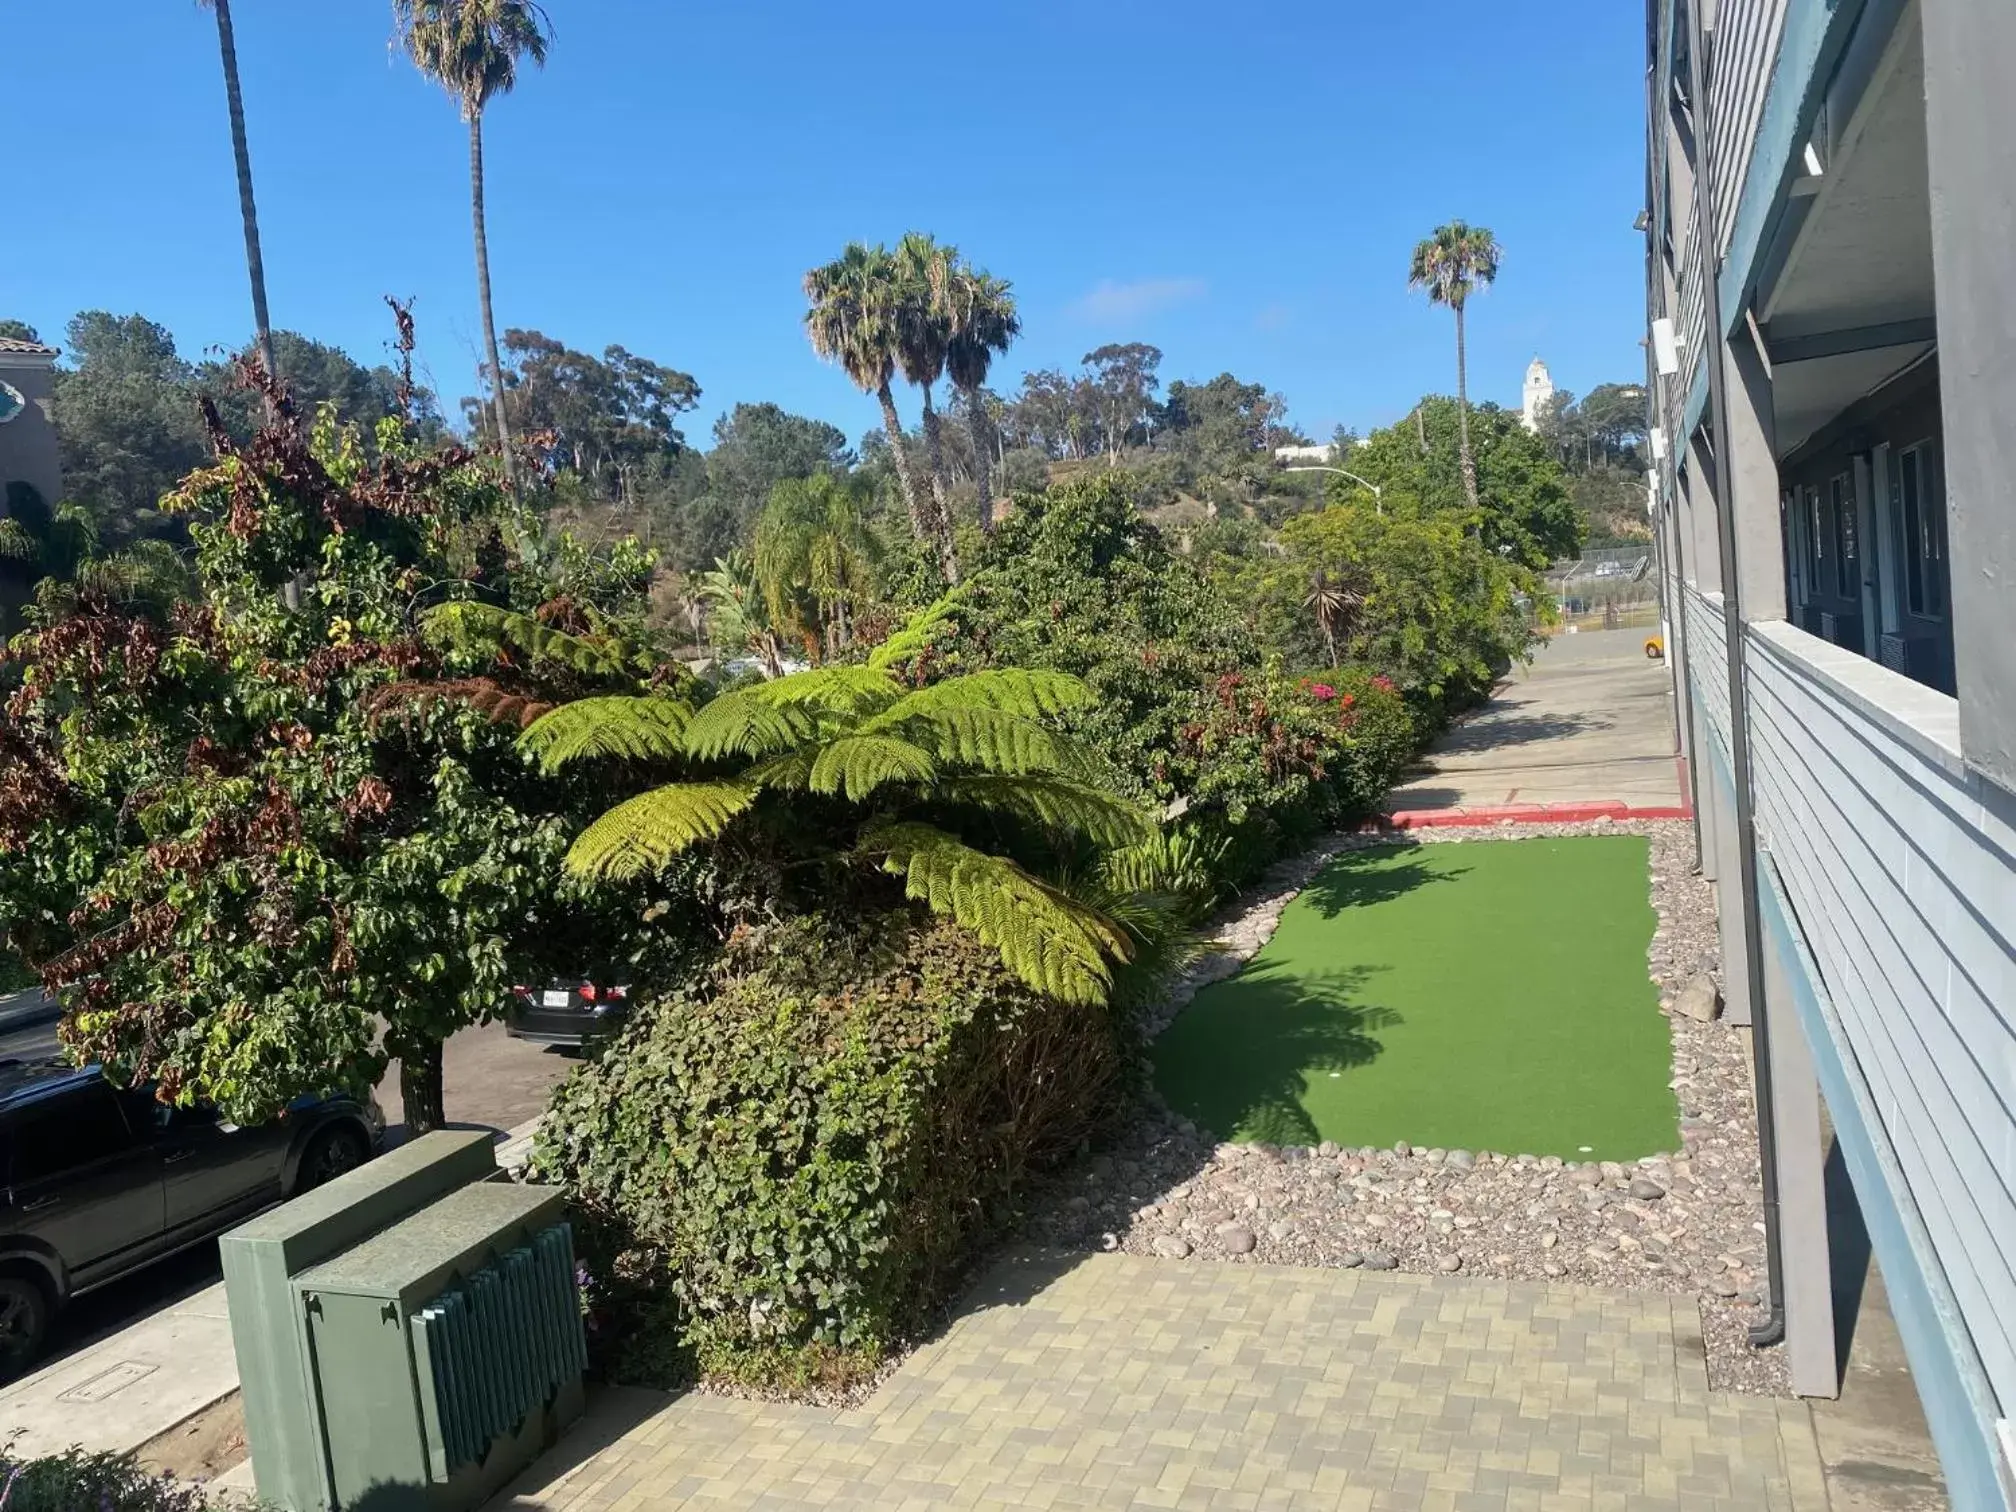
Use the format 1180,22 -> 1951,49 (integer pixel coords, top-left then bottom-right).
1644,635 -> 1665,660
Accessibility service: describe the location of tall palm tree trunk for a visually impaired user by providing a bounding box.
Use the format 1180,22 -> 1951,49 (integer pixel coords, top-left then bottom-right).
469,113 -> 516,485
961,383 -> 996,531
1454,303 -> 1479,509
210,0 -> 277,403
876,383 -> 934,560
916,390 -> 959,578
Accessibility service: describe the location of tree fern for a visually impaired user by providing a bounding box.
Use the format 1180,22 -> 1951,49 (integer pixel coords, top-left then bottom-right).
0,519 -> 38,561
680,690 -> 824,762
878,667 -> 1095,720
366,678 -> 556,731
807,734 -> 938,802
872,703 -> 1097,777
935,773 -> 1153,846
518,696 -> 696,773
738,664 -> 904,716
865,821 -> 1130,1005
565,780 -> 758,880
867,589 -> 970,669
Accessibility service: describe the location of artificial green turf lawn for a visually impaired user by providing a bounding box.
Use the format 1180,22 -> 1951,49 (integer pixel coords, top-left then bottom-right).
1153,837 -> 1678,1159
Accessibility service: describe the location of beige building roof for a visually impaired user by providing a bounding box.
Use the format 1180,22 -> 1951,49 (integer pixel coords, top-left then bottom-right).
0,337 -> 58,359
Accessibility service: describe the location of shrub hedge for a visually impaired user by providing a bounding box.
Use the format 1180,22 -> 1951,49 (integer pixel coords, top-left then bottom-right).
532,913 -> 1130,1390
0,1443 -> 224,1512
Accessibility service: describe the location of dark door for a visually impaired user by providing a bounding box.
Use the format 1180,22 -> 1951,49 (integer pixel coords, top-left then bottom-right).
5,1081 -> 165,1278
135,1098 -> 289,1233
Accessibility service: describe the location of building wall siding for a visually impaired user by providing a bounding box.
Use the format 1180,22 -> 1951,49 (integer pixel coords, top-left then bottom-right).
1707,0 -> 1792,252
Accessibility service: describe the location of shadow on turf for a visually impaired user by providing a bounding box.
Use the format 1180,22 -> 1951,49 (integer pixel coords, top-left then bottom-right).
1296,843 -> 1467,921
1160,963 -> 1402,1147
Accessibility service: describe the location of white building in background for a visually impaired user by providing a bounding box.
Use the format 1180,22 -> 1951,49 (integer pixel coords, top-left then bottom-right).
1520,357 -> 1555,432
1271,444 -> 1336,464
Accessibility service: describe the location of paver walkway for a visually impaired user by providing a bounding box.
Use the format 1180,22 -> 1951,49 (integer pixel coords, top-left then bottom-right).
1385,629 -> 1685,820
494,1253 -> 1828,1511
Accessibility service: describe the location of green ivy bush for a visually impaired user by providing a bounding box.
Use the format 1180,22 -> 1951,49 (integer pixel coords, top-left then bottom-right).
532,912 -> 1130,1391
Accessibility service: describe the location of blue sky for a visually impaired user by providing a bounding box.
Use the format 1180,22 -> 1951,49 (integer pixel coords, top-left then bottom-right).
10,1 -> 1645,449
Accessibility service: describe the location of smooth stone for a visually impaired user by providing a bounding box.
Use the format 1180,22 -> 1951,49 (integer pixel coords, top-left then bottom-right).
1676,975 -> 1722,1022
1360,1251 -> 1398,1271
1630,1177 -> 1669,1201
1266,1221 -> 1295,1242
1216,1224 -> 1258,1255
1446,1150 -> 1475,1172
1339,1251 -> 1364,1268
1542,1261 -> 1568,1279
1539,1231 -> 1559,1250
1436,1254 -> 1463,1273
1393,1141 -> 1413,1157
1152,1235 -> 1193,1259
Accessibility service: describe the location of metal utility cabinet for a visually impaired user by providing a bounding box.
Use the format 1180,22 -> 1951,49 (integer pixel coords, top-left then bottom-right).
221,1130 -> 587,1512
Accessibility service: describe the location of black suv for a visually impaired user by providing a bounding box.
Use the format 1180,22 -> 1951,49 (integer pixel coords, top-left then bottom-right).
0,1061 -> 384,1378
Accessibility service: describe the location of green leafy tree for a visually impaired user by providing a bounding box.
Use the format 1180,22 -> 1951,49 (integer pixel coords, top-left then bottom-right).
693,550 -> 786,677
0,406 -> 651,1132
199,330 -> 444,445
805,243 -> 946,575
395,0 -> 553,485
522,664 -> 1153,1004
199,0 -> 278,393
48,312 -> 211,544
1081,343 -> 1162,466
0,497 -> 197,629
1408,221 -> 1501,510
492,328 -> 701,498
942,262 -> 1020,529
752,472 -> 882,660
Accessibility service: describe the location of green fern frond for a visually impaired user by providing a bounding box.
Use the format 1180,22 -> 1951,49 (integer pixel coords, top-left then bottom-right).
518,696 -> 696,773
863,821 -> 1130,1005
936,774 -> 1154,846
743,747 -> 818,791
740,664 -> 904,716
1099,828 -> 1229,902
867,589 -> 969,670
879,668 -> 1096,720
423,601 -> 641,678
680,690 -> 824,762
871,704 -> 1098,777
564,780 -> 758,880
807,735 -> 938,802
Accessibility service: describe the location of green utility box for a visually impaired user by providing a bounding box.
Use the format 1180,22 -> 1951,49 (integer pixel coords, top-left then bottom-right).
221,1130 -> 587,1512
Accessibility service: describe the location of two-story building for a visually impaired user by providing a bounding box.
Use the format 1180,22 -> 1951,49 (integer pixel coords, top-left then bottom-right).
1645,0 -> 2014,1505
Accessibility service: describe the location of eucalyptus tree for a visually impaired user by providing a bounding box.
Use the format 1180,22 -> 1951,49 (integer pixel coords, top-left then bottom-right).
395,0 -> 553,485
1408,221 -> 1501,509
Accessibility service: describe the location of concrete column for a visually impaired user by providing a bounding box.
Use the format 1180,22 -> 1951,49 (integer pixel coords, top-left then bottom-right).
1760,883 -> 1840,1399
1710,761 -> 1753,1027
1684,430 -> 1723,594
1921,0 -> 2016,791
1724,323 -> 1787,623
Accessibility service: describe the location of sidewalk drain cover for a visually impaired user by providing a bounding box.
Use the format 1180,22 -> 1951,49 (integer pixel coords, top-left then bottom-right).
57,1361 -> 159,1402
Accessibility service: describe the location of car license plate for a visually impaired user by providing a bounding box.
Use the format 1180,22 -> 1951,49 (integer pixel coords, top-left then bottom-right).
542,990 -> 571,1008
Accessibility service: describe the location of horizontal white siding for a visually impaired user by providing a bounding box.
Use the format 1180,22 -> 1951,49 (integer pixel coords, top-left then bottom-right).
1683,587 -> 1732,773
1694,614 -> 2016,1417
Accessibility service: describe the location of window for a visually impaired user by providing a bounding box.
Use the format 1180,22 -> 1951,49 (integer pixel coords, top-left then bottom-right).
1804,486 -> 1826,598
1897,443 -> 1947,619
7,1083 -> 136,1184
1831,473 -> 1858,600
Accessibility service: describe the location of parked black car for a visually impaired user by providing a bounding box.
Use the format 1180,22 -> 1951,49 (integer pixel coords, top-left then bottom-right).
504,979 -> 630,1051
0,1060 -> 384,1378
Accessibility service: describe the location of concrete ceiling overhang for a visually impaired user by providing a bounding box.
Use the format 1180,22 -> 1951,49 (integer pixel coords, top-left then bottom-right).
1756,3 -> 1936,456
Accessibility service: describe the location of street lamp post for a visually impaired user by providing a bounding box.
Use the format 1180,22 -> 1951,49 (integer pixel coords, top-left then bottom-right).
1281,465 -> 1384,514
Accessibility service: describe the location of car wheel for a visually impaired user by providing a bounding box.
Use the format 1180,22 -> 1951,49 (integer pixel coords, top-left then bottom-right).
297,1124 -> 370,1193
0,1269 -> 53,1383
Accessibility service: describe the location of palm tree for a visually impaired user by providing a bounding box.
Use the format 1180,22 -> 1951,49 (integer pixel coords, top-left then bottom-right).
520,663 -> 1153,1004
0,503 -> 199,626
199,0 -> 277,398
943,261 -> 1021,532
1408,222 -> 1501,510
395,0 -> 553,487
804,244 -> 944,576
892,233 -> 959,561
694,551 -> 787,679
753,473 -> 883,660
1302,566 -> 1364,668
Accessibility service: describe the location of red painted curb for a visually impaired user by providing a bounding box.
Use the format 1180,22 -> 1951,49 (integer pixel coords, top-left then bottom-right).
1368,799 -> 1694,831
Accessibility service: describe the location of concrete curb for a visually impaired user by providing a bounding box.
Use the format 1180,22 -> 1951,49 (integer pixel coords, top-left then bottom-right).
1375,799 -> 1695,830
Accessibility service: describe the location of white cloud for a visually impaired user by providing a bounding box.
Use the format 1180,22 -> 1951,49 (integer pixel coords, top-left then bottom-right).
1068,276 -> 1208,324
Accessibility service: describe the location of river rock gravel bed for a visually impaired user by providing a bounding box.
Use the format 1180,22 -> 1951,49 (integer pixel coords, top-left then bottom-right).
1025,818 -> 1790,1398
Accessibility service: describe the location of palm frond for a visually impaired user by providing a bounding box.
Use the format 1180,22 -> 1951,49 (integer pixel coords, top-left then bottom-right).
0,519 -> 40,561
807,734 -> 938,802
517,696 -> 696,773
877,668 -> 1096,720
564,780 -> 758,880
863,821 -> 1130,1005
936,773 -> 1154,846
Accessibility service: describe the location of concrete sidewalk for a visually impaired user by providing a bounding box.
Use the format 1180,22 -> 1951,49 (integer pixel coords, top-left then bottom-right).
1384,627 -> 1687,823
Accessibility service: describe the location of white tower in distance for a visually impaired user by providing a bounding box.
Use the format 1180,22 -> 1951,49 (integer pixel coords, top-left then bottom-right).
1520,357 -> 1555,432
